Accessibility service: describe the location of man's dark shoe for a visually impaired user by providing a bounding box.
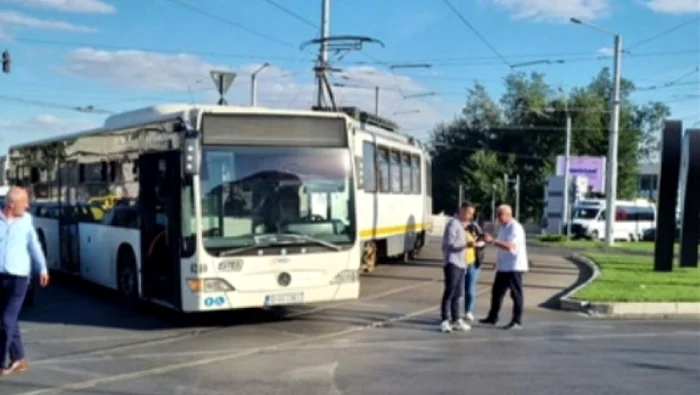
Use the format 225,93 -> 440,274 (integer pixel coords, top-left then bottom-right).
503,322 -> 522,330
478,318 -> 497,325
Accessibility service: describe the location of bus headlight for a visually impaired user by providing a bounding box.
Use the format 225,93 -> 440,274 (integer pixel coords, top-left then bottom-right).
186,278 -> 235,293
330,269 -> 358,285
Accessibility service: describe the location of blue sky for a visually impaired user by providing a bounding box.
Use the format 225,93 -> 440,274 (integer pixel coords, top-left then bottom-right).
0,0 -> 698,155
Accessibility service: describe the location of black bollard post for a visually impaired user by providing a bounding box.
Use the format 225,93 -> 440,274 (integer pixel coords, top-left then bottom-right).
654,121 -> 683,272
679,129 -> 700,268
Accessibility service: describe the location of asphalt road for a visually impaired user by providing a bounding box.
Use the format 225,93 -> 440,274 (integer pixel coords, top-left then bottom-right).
4,243 -> 699,395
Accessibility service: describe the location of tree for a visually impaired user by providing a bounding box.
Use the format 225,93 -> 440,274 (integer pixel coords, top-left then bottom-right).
428,67 -> 671,222
429,83 -> 503,213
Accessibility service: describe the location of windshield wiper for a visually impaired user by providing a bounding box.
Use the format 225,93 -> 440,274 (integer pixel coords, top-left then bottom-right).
218,233 -> 342,256
218,241 -> 273,257
281,233 -> 342,251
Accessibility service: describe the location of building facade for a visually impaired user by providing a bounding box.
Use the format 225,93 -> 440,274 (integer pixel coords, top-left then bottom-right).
637,162 -> 659,201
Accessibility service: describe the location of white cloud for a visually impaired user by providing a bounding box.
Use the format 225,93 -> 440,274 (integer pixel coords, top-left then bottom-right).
0,11 -> 96,38
645,0 -> 700,14
0,114 -> 98,134
62,48 -> 231,91
59,48 -> 455,139
597,46 -> 614,56
489,0 -> 610,22
2,0 -> 115,13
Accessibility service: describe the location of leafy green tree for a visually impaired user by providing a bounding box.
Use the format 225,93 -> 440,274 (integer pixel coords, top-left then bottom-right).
428,67 -> 671,221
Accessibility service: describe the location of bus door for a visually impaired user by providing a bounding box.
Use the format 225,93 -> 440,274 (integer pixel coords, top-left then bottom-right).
59,205 -> 80,273
138,151 -> 182,308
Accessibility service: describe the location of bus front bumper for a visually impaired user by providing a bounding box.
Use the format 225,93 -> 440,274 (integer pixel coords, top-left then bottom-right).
181,282 -> 360,313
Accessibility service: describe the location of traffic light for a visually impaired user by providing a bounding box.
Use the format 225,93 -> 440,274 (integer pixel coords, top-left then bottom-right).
2,50 -> 10,74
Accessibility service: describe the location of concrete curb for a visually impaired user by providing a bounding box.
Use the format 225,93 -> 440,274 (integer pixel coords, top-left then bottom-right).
559,254 -> 700,318
558,253 -> 600,312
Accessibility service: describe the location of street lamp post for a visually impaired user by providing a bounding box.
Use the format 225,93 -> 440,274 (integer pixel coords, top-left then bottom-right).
571,17 -> 622,247
251,62 -> 270,107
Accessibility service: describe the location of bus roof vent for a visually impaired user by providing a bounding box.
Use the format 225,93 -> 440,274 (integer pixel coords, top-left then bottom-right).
312,106 -> 399,132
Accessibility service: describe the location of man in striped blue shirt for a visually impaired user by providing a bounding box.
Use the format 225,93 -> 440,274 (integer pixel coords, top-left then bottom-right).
0,187 -> 49,377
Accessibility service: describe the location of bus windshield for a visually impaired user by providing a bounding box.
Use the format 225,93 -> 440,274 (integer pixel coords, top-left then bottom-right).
197,146 -> 355,254
572,207 -> 600,220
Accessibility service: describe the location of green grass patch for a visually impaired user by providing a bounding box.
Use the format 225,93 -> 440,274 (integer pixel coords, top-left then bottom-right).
535,237 -> 694,254
572,253 -> 700,302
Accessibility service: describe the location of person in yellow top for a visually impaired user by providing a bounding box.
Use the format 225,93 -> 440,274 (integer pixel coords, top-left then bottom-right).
462,202 -> 487,322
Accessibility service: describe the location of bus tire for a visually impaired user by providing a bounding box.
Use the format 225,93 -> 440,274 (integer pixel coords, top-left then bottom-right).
117,246 -> 139,304
361,241 -> 377,274
410,232 -> 425,260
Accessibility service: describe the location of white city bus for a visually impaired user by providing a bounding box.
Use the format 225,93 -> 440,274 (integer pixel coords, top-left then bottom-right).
7,104 -> 430,312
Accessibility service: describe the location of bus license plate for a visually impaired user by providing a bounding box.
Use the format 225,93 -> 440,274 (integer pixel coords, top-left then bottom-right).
265,292 -> 303,306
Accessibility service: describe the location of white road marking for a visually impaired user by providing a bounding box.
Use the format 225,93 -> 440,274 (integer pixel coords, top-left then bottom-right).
27,334 -> 179,345
285,276 -> 442,318
39,365 -> 104,379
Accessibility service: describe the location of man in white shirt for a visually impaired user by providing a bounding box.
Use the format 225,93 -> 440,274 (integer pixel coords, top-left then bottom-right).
479,204 -> 528,330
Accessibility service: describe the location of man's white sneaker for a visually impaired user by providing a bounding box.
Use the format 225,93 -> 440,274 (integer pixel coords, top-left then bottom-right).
452,319 -> 471,331
440,320 -> 452,333
465,312 -> 474,322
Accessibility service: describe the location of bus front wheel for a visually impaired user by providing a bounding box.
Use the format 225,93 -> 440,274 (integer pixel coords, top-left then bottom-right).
361,241 -> 377,274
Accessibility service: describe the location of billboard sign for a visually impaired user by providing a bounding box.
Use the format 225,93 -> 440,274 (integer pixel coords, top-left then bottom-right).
556,156 -> 606,193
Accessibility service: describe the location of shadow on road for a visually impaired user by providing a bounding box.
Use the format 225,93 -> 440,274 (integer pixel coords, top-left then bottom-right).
19,272 -> 299,331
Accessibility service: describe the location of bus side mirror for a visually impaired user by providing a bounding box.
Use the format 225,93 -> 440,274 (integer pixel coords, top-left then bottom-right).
183,130 -> 200,177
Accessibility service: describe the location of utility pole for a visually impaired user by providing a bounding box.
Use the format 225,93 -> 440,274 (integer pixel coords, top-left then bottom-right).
374,86 -> 380,115
316,0 -> 330,108
604,33 -> 622,247
503,174 -> 509,201
563,114 -> 572,238
458,184 -> 464,209
571,18 -> 622,247
250,62 -> 270,107
491,184 -> 496,224
515,174 -> 521,220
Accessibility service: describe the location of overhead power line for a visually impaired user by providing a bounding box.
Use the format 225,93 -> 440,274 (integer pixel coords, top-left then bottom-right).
627,16 -> 700,51
263,0 -> 317,29
637,67 -> 699,91
442,0 -> 510,67
163,0 -> 295,48
0,94 -> 113,113
14,38 -> 314,63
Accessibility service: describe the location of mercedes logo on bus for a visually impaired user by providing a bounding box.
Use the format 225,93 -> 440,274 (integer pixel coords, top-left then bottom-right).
277,272 -> 291,287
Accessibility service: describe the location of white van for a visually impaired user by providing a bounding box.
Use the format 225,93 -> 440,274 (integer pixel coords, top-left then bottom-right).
569,199 -> 656,242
